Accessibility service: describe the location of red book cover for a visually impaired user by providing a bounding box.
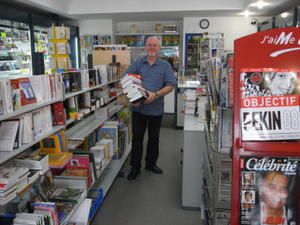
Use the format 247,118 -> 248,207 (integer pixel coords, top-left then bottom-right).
10,78 -> 37,106
65,155 -> 92,187
52,102 -> 66,125
127,73 -> 141,79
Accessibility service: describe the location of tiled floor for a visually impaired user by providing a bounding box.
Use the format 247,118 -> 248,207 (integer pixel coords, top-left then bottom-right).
91,115 -> 201,225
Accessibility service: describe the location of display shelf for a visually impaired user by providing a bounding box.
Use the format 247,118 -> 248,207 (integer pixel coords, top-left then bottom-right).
0,99 -> 61,122
0,125 -> 65,164
128,46 -> 179,49
16,172 -> 40,195
64,79 -> 120,99
95,159 -> 112,181
66,118 -> 76,125
116,32 -> 180,36
60,192 -> 87,225
108,105 -> 124,118
0,60 -> 17,63
94,143 -> 131,197
67,116 -> 107,140
66,95 -> 122,128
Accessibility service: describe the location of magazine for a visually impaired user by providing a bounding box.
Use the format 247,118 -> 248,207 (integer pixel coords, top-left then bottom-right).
239,156 -> 299,225
240,69 -> 300,141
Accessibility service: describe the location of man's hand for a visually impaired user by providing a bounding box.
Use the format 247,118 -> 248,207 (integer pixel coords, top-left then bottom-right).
144,91 -> 156,104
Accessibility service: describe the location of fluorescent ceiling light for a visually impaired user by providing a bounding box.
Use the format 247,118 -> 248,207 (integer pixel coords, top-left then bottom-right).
240,10 -> 254,17
281,12 -> 289,18
250,1 -> 270,9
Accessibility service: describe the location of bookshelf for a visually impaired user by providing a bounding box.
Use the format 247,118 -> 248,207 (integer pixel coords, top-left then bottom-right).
66,100 -> 125,140
60,193 -> 87,225
116,32 -> 180,36
64,79 -> 120,99
0,99 -> 61,122
115,33 -> 180,48
0,125 -> 65,164
97,144 -> 131,196
0,56 -> 130,224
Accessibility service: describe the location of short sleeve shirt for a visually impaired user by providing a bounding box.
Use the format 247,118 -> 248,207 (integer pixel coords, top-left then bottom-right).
126,56 -> 176,116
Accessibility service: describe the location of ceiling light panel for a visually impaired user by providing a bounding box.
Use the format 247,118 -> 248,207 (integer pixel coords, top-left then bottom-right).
250,1 -> 270,9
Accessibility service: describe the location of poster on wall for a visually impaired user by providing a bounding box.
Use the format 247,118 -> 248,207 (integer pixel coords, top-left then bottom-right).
240,68 -> 300,141
239,156 -> 299,225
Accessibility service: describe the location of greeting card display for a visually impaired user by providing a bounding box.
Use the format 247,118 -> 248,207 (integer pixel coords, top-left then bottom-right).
240,69 -> 300,141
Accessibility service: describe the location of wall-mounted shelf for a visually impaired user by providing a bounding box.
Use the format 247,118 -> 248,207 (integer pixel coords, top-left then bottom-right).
64,79 -> 120,99
0,98 -> 62,122
116,32 -> 179,36
0,125 -> 65,164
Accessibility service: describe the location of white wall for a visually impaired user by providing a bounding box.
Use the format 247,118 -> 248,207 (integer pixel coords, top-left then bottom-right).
184,17 -> 258,51
68,0 -> 243,14
78,19 -> 113,36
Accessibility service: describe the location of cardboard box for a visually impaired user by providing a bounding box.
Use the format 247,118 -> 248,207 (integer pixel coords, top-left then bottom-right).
92,50 -> 131,66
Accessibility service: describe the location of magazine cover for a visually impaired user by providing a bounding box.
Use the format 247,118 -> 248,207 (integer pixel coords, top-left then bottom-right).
240,69 -> 300,141
239,157 -> 300,225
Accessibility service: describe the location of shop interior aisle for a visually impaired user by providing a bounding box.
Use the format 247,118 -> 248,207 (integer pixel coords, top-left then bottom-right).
91,116 -> 201,225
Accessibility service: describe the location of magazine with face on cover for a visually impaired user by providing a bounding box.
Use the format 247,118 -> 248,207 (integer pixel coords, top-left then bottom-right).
240,69 -> 300,141
239,157 -> 299,225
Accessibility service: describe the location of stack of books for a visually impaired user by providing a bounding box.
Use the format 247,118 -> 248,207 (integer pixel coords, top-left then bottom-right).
0,167 -> 30,205
40,130 -> 73,173
53,152 -> 97,190
121,73 -> 149,103
49,188 -> 86,204
32,202 -> 59,225
13,212 -> 52,225
15,150 -> 49,175
97,121 -> 119,159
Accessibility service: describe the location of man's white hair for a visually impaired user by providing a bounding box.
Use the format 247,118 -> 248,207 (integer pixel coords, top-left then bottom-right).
145,36 -> 161,46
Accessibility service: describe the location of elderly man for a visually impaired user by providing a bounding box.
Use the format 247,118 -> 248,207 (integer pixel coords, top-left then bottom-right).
126,36 -> 176,180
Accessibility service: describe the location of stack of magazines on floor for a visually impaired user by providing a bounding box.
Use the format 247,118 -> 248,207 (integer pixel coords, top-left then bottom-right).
121,73 -> 149,103
6,170 -> 86,225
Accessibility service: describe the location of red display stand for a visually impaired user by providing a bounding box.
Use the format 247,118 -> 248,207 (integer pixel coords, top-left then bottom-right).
232,27 -> 300,225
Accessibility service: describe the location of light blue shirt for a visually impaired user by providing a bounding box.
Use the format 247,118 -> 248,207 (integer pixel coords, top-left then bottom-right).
126,56 -> 176,116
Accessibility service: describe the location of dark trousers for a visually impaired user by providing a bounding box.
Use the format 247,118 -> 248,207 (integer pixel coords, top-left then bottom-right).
130,111 -> 163,169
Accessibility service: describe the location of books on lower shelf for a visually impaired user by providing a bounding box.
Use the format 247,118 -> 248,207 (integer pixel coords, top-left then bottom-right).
0,166 -> 30,205
48,153 -> 73,169
15,150 -> 49,174
40,130 -> 68,154
97,121 -> 119,159
49,188 -> 86,204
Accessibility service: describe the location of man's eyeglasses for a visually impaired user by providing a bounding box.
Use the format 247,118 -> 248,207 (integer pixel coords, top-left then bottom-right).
146,44 -> 159,47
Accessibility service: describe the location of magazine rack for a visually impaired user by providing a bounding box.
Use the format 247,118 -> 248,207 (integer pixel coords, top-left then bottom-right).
231,27 -> 300,225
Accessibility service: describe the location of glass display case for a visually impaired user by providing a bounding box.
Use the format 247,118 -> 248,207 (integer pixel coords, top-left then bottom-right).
185,34 -> 203,71
34,26 -> 51,74
185,33 -> 224,72
0,19 -> 32,77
